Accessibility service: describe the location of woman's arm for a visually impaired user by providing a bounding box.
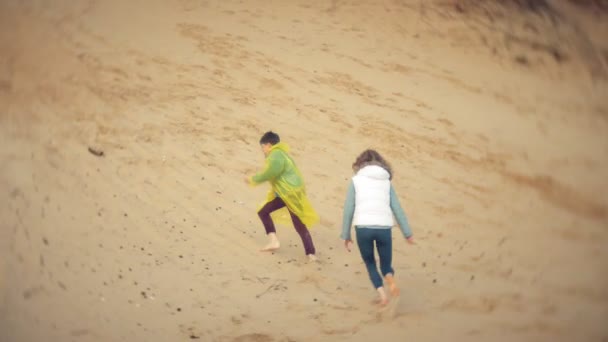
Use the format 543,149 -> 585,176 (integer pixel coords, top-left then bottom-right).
390,184 -> 413,238
340,180 -> 356,241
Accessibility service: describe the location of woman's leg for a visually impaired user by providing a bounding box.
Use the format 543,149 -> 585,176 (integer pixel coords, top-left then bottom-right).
376,229 -> 398,296
356,228 -> 383,289
289,211 -> 316,257
376,229 -> 394,276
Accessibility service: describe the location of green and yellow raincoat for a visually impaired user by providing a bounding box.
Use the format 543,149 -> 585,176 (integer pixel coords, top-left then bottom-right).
248,142 -> 319,227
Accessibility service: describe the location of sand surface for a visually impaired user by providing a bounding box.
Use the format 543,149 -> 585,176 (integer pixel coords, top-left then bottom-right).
1,1 -> 608,341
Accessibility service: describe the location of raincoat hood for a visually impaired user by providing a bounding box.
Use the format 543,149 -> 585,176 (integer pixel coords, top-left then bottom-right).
270,142 -> 290,153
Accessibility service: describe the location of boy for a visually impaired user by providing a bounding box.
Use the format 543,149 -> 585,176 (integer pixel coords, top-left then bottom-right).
245,131 -> 318,262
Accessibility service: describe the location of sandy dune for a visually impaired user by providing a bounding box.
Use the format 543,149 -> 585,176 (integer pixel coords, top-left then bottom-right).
1,1 -> 607,341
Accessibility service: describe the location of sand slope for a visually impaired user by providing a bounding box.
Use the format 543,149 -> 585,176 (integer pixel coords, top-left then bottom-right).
1,1 -> 607,341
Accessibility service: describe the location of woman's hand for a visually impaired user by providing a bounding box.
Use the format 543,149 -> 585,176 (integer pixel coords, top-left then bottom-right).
344,239 -> 353,252
406,236 -> 415,245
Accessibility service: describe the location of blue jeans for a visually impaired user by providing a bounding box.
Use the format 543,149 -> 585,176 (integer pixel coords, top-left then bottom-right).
355,227 -> 394,289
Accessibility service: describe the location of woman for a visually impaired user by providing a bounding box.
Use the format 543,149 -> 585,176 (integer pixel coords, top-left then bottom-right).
341,149 -> 415,306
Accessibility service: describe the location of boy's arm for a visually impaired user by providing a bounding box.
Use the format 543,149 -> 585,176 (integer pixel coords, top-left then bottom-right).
390,184 -> 413,238
250,151 -> 285,185
340,180 -> 356,240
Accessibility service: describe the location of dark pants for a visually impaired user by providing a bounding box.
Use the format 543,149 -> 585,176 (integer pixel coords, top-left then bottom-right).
355,227 -> 394,289
257,197 -> 316,255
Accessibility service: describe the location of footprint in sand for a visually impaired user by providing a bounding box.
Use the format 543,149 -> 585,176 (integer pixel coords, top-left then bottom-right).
231,333 -> 274,342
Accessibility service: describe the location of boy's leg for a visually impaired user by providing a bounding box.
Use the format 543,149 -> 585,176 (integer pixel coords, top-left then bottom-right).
288,211 -> 316,257
376,229 -> 398,296
355,228 -> 383,290
257,197 -> 286,251
257,197 -> 286,234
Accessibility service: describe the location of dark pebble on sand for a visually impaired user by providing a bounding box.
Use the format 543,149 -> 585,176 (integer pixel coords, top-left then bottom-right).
344,264 -> 348,267
422,262 -> 426,267
42,237 -> 49,245
177,308 -> 182,312
433,279 -> 437,283
313,298 -> 318,302
515,55 -> 529,65
471,275 -> 475,281
190,334 -> 200,339
179,255 -> 183,258
124,213 -> 128,217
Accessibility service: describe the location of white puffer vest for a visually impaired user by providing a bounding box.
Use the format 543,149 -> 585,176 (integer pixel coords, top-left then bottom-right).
352,165 -> 393,227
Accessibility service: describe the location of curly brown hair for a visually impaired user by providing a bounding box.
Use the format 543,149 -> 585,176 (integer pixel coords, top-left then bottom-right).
352,149 -> 392,179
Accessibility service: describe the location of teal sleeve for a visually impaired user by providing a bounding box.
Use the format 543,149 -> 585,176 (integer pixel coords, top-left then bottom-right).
252,151 -> 284,183
390,185 -> 412,238
340,180 -> 356,240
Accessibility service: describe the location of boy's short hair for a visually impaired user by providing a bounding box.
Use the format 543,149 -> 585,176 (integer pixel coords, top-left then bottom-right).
259,131 -> 280,145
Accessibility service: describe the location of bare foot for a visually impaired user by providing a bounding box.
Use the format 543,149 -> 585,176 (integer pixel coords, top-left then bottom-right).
307,254 -> 318,263
385,274 -> 400,297
371,297 -> 389,307
376,287 -> 389,307
260,241 -> 280,252
389,284 -> 400,297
